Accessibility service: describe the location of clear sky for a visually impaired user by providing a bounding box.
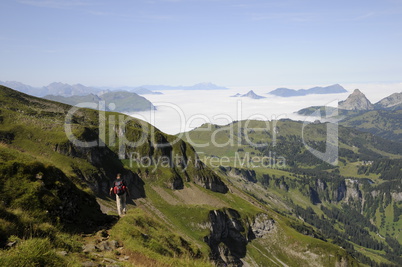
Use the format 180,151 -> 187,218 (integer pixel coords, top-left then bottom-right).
1,0 -> 402,87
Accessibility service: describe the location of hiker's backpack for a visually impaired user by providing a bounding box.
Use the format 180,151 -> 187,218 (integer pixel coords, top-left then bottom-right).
113,180 -> 126,195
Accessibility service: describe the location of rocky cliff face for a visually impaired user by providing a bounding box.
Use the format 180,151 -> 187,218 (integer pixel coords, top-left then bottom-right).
55,125 -> 228,195
338,89 -> 374,110
334,180 -> 347,202
63,151 -> 145,199
345,179 -> 362,202
205,209 -> 247,266
192,161 -> 229,193
221,167 -> 257,183
248,213 -> 275,239
204,209 -> 275,266
54,134 -> 146,199
122,128 -> 228,193
310,178 -> 363,204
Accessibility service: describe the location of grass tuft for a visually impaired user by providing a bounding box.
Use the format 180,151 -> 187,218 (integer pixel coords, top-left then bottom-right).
0,238 -> 66,267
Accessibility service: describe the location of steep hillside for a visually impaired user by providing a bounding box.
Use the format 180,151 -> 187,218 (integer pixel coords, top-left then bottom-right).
0,85 -> 227,265
183,119 -> 402,266
0,85 -> 364,266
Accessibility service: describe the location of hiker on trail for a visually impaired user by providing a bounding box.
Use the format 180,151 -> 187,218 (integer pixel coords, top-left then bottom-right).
109,173 -> 130,217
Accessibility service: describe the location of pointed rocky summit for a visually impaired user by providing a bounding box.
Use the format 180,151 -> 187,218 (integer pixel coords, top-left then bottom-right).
231,90 -> 265,99
338,89 -> 374,110
243,90 -> 266,99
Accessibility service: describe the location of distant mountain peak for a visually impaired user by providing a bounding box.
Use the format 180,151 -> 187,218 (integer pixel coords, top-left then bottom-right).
244,90 -> 263,98
231,90 -> 265,99
351,88 -> 363,95
338,89 -> 374,110
47,82 -> 66,86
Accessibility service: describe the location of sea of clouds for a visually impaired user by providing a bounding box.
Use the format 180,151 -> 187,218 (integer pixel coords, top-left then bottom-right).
128,83 -> 402,135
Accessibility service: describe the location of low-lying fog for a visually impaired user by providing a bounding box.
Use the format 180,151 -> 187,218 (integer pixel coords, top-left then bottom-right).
128,83 -> 402,135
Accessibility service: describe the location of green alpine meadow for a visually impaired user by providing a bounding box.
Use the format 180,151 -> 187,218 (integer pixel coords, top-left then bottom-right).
1,82 -> 402,266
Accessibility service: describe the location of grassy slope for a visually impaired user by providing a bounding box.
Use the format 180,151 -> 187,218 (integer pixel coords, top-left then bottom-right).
182,120 -> 402,169
0,86 -> 210,265
340,110 -> 402,143
113,172 -> 360,266
299,106 -> 402,144
181,119 -> 402,265
0,86 -> 362,266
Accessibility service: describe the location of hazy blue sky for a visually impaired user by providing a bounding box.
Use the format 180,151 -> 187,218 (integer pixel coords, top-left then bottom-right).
1,0 -> 402,87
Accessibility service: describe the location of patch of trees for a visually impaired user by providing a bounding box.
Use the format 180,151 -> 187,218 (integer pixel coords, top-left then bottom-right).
293,205 -> 402,266
321,205 -> 377,232
359,159 -> 402,180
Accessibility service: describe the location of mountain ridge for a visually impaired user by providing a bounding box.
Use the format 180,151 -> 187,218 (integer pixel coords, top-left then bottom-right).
0,80 -> 227,98
44,91 -> 156,113
268,84 -> 348,97
375,92 -> 402,110
297,89 -> 402,143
